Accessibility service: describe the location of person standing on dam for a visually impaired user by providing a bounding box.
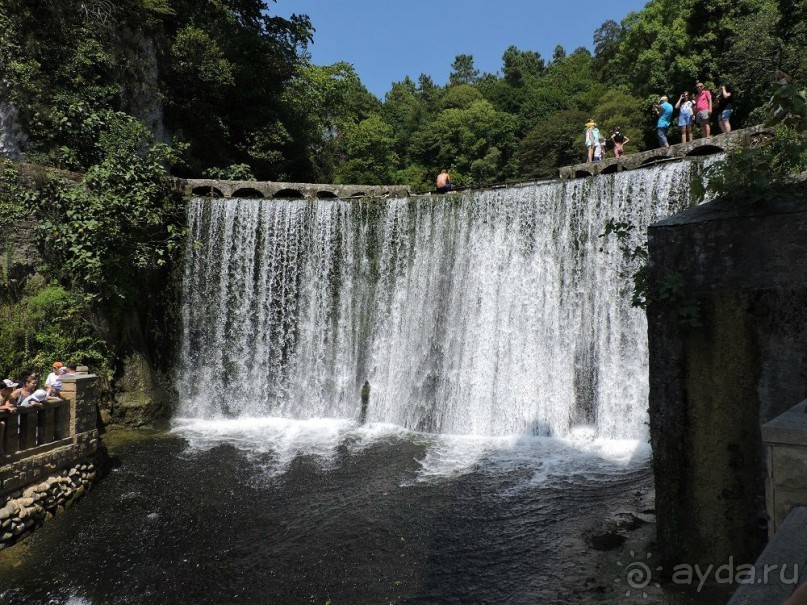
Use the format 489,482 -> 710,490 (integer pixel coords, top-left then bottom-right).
653,96 -> 673,148
694,81 -> 713,138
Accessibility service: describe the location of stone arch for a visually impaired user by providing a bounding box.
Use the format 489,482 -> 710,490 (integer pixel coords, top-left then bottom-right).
316,190 -> 338,199
273,189 -> 304,199
601,164 -> 620,175
191,186 -> 224,198
685,145 -> 724,157
574,170 -> 592,178
231,187 -> 264,198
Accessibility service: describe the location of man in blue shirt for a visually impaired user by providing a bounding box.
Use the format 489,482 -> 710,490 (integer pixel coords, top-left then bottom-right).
653,96 -> 673,148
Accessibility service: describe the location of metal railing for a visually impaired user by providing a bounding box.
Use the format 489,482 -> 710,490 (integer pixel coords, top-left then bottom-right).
1,399 -> 72,460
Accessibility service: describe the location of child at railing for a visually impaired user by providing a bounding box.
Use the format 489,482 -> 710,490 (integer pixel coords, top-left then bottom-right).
45,362 -> 65,397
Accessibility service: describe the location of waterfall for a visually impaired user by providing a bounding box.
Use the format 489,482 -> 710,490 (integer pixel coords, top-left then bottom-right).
177,160 -> 705,439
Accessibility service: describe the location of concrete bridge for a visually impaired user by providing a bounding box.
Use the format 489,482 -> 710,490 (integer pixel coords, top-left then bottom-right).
177,178 -> 411,200
558,125 -> 773,179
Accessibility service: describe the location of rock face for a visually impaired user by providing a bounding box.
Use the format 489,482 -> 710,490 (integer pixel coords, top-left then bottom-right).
113,350 -> 172,426
120,30 -> 168,144
0,102 -> 26,160
647,185 -> 807,569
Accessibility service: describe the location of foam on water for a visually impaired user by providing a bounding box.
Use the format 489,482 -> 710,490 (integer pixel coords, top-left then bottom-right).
172,415 -> 649,486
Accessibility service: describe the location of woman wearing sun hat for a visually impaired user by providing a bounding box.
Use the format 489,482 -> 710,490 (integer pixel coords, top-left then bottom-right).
584,119 -> 599,162
0,378 -> 19,457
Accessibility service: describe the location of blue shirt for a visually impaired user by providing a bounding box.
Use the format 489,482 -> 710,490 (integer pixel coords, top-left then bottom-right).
657,102 -> 673,128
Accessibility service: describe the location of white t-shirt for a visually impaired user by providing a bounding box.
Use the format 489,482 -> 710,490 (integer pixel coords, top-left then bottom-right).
45,372 -> 62,391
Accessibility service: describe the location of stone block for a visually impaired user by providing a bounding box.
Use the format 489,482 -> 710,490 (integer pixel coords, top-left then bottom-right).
762,400 -> 807,446
771,446 -> 807,490
728,507 -> 807,605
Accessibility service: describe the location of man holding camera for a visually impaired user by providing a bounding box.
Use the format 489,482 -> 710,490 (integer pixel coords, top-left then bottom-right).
653,96 -> 674,148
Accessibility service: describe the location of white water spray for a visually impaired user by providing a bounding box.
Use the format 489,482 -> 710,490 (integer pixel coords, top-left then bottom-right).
178,161 -> 707,439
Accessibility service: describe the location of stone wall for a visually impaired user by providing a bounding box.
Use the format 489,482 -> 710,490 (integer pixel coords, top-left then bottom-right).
0,374 -> 102,548
647,185 -> 807,569
0,459 -> 98,550
179,178 -> 411,200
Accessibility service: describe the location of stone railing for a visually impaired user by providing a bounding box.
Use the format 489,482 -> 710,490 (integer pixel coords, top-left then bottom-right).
177,178 -> 411,200
0,399 -> 71,460
0,373 -> 99,497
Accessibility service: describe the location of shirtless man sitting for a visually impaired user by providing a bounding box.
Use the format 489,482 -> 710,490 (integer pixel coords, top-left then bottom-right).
436,169 -> 453,193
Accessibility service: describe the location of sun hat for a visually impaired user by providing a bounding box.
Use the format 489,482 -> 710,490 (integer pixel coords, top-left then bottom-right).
31,389 -> 47,402
585,120 -> 596,127
53,362 -> 64,369
21,389 -> 48,406
2,379 -> 18,389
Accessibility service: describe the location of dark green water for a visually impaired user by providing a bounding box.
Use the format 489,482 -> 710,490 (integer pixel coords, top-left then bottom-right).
0,422 -> 737,604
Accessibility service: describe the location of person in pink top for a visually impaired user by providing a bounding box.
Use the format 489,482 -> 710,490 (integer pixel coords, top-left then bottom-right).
694,82 -> 713,138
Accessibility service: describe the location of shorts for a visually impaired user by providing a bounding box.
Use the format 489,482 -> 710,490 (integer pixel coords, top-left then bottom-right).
719,109 -> 733,122
696,110 -> 710,124
436,184 -> 453,193
678,113 -> 693,127
657,127 -> 669,146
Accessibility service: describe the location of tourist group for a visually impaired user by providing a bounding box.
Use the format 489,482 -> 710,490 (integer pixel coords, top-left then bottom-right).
0,362 -> 79,457
585,81 -> 735,162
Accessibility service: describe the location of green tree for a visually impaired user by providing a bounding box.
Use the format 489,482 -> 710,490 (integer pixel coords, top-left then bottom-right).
37,115 -> 185,306
449,54 -> 480,86
382,77 -> 431,161
518,109 -> 589,178
281,61 -> 381,181
334,115 -> 398,185
411,99 -> 518,185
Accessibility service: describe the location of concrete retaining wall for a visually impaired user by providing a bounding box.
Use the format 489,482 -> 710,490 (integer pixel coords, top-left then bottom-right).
647,185 -> 807,569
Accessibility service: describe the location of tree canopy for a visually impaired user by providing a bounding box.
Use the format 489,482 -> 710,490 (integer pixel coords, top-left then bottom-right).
2,0 -> 805,188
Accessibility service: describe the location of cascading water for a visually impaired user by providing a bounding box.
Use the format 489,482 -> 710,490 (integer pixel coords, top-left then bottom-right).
177,159 -> 709,439
2,160 -> 726,605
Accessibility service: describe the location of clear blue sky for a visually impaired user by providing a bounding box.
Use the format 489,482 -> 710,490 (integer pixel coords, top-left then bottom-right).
271,0 -> 650,98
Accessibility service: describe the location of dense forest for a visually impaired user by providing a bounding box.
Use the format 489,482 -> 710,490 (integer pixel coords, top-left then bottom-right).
0,0 -> 805,415
1,0 -> 806,190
